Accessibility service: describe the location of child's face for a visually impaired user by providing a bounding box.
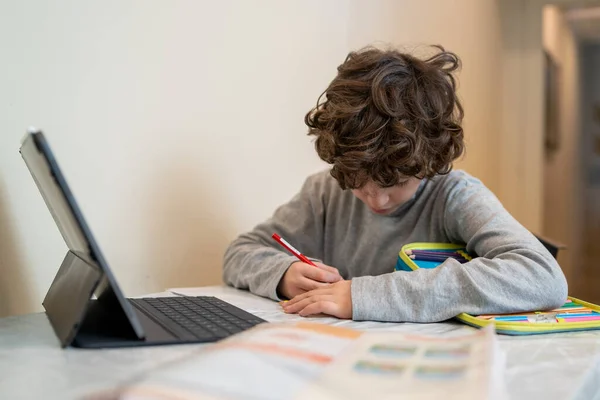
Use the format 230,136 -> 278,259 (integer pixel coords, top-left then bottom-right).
351,178 -> 422,216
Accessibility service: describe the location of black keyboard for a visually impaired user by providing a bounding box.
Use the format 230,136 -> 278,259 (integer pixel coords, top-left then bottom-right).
130,296 -> 266,342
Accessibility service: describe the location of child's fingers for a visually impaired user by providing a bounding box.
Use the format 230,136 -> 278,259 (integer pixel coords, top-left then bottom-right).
303,264 -> 340,283
286,286 -> 333,306
313,262 -> 342,277
283,295 -> 333,314
298,277 -> 330,292
298,301 -> 337,317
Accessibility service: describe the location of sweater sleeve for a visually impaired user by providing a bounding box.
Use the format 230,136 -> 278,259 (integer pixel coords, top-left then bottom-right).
222,173 -> 327,301
350,175 -> 568,322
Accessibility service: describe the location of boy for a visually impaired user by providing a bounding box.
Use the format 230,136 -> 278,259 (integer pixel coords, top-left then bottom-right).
223,45 -> 567,322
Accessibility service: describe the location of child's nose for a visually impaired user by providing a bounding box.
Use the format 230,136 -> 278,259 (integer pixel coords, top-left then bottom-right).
369,194 -> 389,208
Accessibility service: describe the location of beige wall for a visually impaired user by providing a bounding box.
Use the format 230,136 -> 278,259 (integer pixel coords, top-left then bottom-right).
581,43 -> 600,229
0,0 -> 548,317
542,5 -> 584,284
579,42 -> 600,298
498,0 -> 547,232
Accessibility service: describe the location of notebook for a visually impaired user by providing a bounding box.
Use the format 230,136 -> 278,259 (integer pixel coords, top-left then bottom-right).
396,242 -> 600,335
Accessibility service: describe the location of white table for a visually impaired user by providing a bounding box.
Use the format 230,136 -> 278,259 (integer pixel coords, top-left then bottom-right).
1,286 -> 599,400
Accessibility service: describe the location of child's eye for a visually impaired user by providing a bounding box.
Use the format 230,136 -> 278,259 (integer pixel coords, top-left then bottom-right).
398,180 -> 409,187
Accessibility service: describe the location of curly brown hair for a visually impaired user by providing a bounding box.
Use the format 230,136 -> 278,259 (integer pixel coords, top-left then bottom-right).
305,45 -> 465,189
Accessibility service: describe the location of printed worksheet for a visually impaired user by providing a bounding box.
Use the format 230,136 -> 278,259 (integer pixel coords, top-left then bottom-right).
299,324 -> 506,400
88,323 -> 361,400
87,323 -> 505,400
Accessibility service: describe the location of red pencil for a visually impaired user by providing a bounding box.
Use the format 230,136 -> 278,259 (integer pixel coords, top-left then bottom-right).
272,233 -> 317,267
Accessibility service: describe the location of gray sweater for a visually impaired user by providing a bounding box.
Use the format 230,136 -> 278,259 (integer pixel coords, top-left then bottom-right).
223,169 -> 567,322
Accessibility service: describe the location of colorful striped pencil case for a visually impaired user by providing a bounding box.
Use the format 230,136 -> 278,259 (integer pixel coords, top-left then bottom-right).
396,242 -> 600,335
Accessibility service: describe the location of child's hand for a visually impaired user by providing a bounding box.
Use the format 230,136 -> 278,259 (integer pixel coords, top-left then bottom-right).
281,280 -> 352,319
277,261 -> 342,300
